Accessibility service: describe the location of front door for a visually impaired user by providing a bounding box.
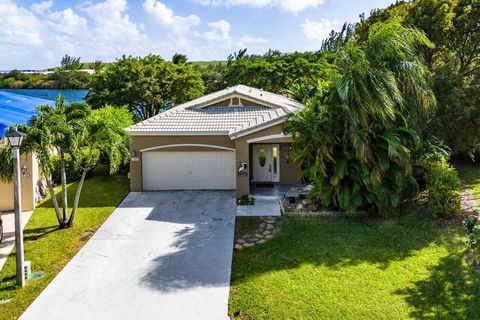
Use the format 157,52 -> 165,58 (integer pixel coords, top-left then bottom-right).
252,144 -> 279,182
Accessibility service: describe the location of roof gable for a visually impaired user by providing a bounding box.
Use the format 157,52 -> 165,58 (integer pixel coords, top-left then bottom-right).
126,85 -> 304,139
174,84 -> 304,113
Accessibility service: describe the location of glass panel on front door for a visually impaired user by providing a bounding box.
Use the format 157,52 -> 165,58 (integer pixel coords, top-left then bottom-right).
253,144 -> 280,183
259,149 -> 266,167
272,146 -> 278,174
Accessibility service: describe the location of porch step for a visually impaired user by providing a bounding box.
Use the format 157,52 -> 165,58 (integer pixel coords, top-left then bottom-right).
236,196 -> 281,217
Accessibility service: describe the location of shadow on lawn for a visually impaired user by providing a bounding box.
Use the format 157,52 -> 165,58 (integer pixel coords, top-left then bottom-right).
23,225 -> 59,241
234,214 -> 447,273
231,214 -> 480,318
395,253 -> 480,320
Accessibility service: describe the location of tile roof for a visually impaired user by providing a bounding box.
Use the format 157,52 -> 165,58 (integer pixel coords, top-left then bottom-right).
126,85 -> 303,138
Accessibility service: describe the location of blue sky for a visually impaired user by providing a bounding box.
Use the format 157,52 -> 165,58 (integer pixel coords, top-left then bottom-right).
1,0 -> 396,69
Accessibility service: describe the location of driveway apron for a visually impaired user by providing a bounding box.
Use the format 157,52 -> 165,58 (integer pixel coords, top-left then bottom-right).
21,191 -> 236,320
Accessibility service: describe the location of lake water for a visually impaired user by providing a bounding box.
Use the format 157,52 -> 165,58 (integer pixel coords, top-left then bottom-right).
0,89 -> 88,103
0,89 -> 88,137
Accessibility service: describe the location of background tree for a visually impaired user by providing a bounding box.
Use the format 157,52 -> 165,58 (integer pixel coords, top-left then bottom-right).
357,0 -> 480,158
193,62 -> 227,94
223,49 -> 334,94
285,22 -> 435,215
172,53 -> 188,64
87,54 -> 205,120
0,54 -> 91,89
92,60 -> 104,71
51,55 -> 90,89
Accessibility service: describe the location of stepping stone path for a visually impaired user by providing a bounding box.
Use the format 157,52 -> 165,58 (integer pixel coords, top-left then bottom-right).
234,216 -> 279,250
461,183 -> 480,218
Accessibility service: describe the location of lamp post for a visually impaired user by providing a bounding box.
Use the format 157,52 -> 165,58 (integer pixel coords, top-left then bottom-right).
6,129 -> 26,287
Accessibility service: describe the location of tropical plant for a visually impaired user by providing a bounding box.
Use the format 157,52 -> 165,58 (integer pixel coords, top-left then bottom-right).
285,22 -> 435,215
60,54 -> 83,71
172,53 -> 188,64
92,60 -> 104,71
66,106 -> 131,225
0,97 -> 131,228
357,0 -> 480,158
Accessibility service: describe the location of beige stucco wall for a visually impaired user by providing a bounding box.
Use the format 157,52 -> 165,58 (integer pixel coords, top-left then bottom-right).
234,123 -> 301,196
279,144 -> 300,184
129,123 -> 301,195
0,152 -> 39,212
129,135 -> 235,192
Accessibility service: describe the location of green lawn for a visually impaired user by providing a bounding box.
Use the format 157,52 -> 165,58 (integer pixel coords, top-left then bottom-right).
235,217 -> 262,239
0,166 -> 129,319
230,214 -> 480,319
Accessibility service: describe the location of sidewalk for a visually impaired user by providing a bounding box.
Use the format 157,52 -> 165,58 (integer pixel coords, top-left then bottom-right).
0,211 -> 33,271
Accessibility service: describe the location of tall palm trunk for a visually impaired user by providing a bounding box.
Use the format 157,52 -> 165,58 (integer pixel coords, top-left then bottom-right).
46,177 -> 63,226
59,151 -> 68,225
67,167 -> 88,227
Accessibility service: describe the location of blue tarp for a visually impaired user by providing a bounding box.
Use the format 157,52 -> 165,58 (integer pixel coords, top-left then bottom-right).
0,90 -> 54,137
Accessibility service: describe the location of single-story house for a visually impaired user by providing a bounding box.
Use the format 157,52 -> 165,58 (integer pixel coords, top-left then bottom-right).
127,85 -> 304,196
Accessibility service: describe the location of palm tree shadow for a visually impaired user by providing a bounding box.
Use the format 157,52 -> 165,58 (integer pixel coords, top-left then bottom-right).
23,225 -> 59,241
394,253 -> 480,319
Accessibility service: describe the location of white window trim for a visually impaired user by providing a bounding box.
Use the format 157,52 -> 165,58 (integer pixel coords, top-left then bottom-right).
246,133 -> 292,144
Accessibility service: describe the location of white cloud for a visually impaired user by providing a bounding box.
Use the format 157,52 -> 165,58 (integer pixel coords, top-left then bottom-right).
143,0 -> 200,45
47,8 -> 88,36
82,0 -> 150,56
195,19 -> 231,41
0,0 -> 271,69
31,0 -> 53,14
237,35 -> 268,47
301,18 -> 340,41
0,0 -> 153,69
209,20 -> 231,40
197,0 -> 324,13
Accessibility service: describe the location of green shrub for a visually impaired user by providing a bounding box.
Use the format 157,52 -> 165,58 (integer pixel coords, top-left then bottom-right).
425,162 -> 461,217
51,154 -> 88,183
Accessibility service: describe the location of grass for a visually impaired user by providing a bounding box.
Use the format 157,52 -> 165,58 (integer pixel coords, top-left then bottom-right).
0,166 -> 129,319
235,217 -> 262,238
191,60 -> 226,67
230,213 -> 480,319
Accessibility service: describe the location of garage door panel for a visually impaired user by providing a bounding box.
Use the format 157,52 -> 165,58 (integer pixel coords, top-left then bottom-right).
142,151 -> 236,190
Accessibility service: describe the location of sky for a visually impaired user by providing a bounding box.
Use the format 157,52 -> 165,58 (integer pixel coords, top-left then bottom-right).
0,0 -> 396,69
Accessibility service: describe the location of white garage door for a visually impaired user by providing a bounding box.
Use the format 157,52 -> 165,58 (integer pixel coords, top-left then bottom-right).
142,151 -> 236,190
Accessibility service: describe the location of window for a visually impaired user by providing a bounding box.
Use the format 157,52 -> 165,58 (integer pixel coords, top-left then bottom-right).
258,149 -> 266,167
272,146 -> 278,174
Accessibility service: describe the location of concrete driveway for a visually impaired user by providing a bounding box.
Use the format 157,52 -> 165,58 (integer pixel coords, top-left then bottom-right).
21,191 -> 236,320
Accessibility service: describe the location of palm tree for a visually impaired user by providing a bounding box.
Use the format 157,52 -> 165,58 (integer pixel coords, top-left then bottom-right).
67,106 -> 131,226
31,97 -> 89,226
285,22 -> 435,215
172,53 -> 188,64
0,97 -> 131,227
